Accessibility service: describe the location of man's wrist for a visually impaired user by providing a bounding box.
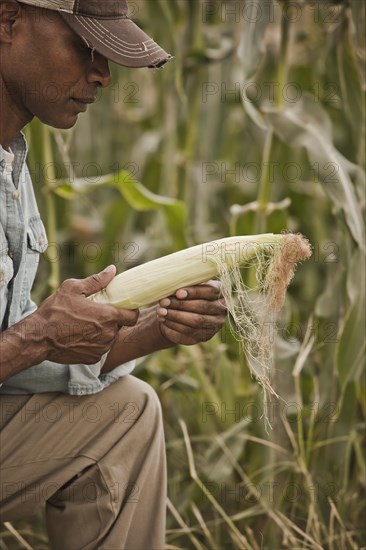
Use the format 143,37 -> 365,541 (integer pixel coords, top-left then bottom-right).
25,311 -> 50,361
0,313 -> 49,382
102,306 -> 173,373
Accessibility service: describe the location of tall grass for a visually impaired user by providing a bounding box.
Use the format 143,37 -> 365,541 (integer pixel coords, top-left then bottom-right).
2,0 -> 365,548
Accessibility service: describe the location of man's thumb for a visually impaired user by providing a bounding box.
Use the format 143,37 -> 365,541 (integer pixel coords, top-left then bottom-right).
82,265 -> 116,297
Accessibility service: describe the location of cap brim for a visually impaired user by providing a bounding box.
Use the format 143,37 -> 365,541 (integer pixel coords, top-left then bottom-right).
60,13 -> 173,68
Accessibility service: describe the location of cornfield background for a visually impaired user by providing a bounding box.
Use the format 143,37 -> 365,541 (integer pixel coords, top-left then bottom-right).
1,0 -> 365,548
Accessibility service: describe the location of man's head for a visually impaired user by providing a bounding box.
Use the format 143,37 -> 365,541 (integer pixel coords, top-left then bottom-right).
0,0 -> 171,133
16,0 -> 172,69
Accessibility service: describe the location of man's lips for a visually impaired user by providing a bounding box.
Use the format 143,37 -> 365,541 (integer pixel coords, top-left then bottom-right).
72,97 -> 96,103
70,97 -> 96,111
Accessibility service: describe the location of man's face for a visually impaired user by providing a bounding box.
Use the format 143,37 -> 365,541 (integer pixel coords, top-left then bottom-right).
2,4 -> 112,129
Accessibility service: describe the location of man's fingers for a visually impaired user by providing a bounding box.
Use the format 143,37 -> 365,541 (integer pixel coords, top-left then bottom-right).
162,320 -> 218,343
174,281 -> 222,301
78,265 -> 117,297
157,280 -> 227,346
63,266 -> 139,327
159,322 -> 197,345
160,319 -> 194,335
157,308 -> 225,329
159,298 -> 227,315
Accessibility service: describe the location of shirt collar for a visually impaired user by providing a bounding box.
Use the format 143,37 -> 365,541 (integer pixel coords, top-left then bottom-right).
0,131 -> 28,163
0,132 -> 28,188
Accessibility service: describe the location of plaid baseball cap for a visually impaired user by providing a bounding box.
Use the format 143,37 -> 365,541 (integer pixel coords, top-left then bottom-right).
17,0 -> 173,68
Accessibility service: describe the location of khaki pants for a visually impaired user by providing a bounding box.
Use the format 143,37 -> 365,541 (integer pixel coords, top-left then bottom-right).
0,375 -> 167,550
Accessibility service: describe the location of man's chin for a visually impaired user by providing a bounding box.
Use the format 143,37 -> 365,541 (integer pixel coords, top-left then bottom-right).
37,114 -> 79,130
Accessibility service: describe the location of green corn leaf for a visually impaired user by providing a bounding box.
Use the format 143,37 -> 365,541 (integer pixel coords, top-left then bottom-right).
53,170 -> 187,249
264,94 -> 365,250
336,249 -> 366,387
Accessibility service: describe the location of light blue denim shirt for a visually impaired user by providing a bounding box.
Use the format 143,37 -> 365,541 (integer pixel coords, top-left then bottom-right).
0,133 -> 135,395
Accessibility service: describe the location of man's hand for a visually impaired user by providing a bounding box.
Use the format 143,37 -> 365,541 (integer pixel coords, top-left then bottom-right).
156,281 -> 227,346
101,280 -> 228,373
32,265 -> 139,365
0,265 -> 139,381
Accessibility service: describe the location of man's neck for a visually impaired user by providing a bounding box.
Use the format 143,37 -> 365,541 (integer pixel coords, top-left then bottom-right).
0,73 -> 33,149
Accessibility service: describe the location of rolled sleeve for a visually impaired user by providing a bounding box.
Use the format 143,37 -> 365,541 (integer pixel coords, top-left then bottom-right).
68,357 -> 136,396
0,353 -> 136,396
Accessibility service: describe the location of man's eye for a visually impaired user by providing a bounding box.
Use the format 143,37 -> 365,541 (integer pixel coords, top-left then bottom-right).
76,41 -> 91,54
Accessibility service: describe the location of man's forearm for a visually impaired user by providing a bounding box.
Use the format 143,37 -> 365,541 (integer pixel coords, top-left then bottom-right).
101,307 -> 170,372
0,314 -> 48,382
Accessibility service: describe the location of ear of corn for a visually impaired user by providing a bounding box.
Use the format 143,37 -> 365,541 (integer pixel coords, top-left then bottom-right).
89,233 -> 311,311
89,232 -> 311,427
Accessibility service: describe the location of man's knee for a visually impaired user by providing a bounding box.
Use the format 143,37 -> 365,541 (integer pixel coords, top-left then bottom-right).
103,375 -> 163,429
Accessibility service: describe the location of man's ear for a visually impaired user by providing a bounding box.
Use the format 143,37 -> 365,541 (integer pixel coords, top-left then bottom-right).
0,0 -> 22,44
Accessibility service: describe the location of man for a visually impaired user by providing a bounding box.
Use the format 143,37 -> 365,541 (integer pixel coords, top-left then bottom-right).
0,1 -> 227,548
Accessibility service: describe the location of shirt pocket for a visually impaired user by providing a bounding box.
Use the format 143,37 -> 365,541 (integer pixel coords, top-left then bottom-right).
21,215 -> 48,307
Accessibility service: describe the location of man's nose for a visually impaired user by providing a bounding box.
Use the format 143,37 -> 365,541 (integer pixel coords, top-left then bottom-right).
88,51 -> 112,88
